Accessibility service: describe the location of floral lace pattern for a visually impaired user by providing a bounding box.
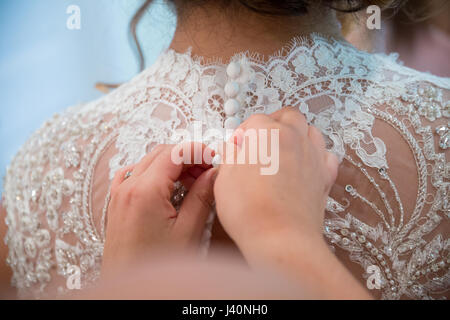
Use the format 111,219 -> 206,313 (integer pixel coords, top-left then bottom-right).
2,34 -> 449,299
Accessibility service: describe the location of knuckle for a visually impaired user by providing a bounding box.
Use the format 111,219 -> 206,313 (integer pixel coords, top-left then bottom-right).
281,106 -> 298,114
279,108 -> 308,131
247,113 -> 269,125
290,112 -> 307,126
194,190 -> 213,210
114,167 -> 126,180
111,168 -> 128,195
268,121 -> 282,131
310,125 -> 325,143
309,124 -> 319,135
155,181 -> 172,200
150,144 -> 167,156
123,184 -> 146,204
298,112 -> 307,125
110,184 -> 119,198
328,154 -> 339,181
279,125 -> 298,143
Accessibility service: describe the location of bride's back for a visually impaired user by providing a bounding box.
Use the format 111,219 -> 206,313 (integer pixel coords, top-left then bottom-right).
1,0 -> 449,299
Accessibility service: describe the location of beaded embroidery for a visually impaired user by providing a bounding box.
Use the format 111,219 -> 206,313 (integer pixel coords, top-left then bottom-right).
2,34 -> 449,299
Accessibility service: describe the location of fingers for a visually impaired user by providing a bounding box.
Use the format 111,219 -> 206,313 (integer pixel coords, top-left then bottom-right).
269,106 -> 308,136
219,107 -> 310,167
307,125 -> 338,188
174,167 -> 217,243
132,144 -> 168,176
236,114 -> 276,134
179,166 -> 209,190
111,145 -> 170,197
223,113 -> 275,163
325,152 -> 339,189
110,164 -> 136,195
146,142 -> 212,183
234,108 -> 308,146
308,125 -> 326,150
129,142 -> 212,200
113,142 -> 214,204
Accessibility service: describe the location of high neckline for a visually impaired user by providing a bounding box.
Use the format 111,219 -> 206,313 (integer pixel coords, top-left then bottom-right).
164,33 -> 351,68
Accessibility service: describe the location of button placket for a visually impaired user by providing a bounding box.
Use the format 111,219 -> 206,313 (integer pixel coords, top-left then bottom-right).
212,60 -> 244,168
223,61 -> 242,130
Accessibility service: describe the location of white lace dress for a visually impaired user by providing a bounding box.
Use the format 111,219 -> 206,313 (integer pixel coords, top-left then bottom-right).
2,34 -> 449,299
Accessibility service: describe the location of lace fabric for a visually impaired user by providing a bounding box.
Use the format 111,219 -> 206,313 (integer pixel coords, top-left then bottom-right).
2,34 -> 449,299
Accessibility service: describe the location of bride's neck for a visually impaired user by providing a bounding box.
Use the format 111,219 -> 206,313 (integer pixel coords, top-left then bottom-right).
169,2 -> 343,61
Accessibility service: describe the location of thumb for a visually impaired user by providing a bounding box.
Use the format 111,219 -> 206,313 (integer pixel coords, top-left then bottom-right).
325,152 -> 339,191
173,167 -> 217,244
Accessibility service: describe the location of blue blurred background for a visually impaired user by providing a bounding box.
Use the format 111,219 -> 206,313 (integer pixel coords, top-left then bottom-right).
0,0 -> 176,193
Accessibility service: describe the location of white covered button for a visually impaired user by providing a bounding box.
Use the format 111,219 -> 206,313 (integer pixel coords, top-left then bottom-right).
224,116 -> 241,130
226,61 -> 241,79
212,154 -> 222,168
224,81 -> 240,97
224,99 -> 240,116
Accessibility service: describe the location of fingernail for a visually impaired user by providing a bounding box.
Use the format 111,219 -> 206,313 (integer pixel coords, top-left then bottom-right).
229,128 -> 244,147
208,167 -> 218,183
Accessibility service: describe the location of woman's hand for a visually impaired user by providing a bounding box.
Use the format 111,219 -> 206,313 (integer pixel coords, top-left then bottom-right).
101,143 -> 217,277
214,107 -> 338,261
213,107 -> 371,299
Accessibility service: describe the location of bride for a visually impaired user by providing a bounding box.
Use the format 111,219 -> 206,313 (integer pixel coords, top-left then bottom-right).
1,0 -> 449,299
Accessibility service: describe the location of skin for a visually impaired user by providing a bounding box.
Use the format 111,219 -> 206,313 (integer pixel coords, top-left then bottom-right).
73,252 -> 310,300
171,2 -> 344,61
215,108 -> 338,250
0,2 -> 372,298
214,108 -> 371,299
101,107 -> 371,299
101,142 -> 217,278
0,111 -> 370,299
168,2 -> 370,298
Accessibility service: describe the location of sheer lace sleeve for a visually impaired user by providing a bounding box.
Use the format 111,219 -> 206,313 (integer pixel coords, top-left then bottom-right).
233,36 -> 449,299
322,83 -> 449,299
1,87 -> 174,298
2,100 -> 118,297
1,48 -> 225,297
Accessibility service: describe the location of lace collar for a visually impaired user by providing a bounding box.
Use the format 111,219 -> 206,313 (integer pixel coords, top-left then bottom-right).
141,32 -> 449,91
3,31 -> 449,300
110,32 -> 448,171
